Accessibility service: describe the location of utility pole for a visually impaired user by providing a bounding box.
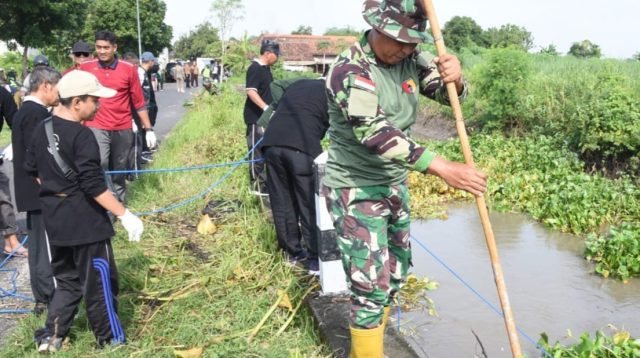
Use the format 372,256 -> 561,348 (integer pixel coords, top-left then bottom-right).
136,0 -> 142,58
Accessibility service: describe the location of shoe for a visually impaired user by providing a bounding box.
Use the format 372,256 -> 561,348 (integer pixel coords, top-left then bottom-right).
307,257 -> 320,276
349,324 -> 385,358
140,154 -> 153,164
33,302 -> 47,316
285,250 -> 308,267
37,335 -> 63,353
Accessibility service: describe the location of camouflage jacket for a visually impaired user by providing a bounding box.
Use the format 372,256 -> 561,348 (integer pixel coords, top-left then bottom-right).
324,32 -> 467,188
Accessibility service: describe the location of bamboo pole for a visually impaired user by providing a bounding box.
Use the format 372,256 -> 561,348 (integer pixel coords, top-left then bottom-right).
419,0 -> 523,356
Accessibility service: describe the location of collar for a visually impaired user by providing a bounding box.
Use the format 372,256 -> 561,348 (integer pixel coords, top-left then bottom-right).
98,57 -> 119,69
23,95 -> 46,107
253,58 -> 266,66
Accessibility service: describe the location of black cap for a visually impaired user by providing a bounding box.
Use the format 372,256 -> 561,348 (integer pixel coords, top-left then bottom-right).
72,40 -> 92,54
260,40 -> 281,56
33,54 -> 49,66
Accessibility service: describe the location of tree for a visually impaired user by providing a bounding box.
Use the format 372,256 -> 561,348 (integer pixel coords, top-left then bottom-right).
211,0 -> 244,78
292,25 -> 312,35
442,16 -> 487,51
173,22 -> 221,60
0,0 -> 88,76
225,32 -> 258,75
83,0 -> 172,56
633,52 -> 640,61
539,44 -> 559,56
323,26 -> 362,37
485,24 -> 534,51
568,40 -> 601,58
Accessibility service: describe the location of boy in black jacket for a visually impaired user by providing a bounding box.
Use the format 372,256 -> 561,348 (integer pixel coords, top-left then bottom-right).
26,70 -> 144,352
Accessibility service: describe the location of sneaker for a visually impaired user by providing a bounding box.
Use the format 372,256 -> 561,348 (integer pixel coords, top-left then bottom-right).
307,257 -> 320,276
37,336 -> 63,353
140,154 -> 154,164
285,250 -> 308,267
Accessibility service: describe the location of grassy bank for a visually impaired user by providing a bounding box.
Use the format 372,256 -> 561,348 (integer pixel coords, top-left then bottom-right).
0,86 -> 325,357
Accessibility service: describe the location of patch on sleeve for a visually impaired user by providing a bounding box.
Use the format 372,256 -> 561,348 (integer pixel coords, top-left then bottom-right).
347,88 -> 378,118
352,75 -> 376,92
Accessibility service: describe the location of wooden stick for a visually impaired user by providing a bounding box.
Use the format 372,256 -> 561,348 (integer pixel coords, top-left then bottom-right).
419,0 -> 523,356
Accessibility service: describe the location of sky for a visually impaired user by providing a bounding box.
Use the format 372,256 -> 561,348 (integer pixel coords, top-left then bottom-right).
163,0 -> 640,59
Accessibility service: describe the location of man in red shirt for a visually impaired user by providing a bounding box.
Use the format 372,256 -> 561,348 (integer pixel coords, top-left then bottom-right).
80,30 -> 156,201
62,40 -> 93,76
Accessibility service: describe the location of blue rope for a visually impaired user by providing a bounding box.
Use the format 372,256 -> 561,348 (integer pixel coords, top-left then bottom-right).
105,158 -> 263,176
409,234 -> 552,358
134,137 -> 263,216
0,235 -> 34,314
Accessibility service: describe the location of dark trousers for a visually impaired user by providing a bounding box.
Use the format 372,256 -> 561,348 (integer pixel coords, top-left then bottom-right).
27,210 -> 55,304
0,165 -> 18,238
264,146 -> 318,257
191,74 -> 198,87
44,239 -> 124,344
246,124 -> 266,189
185,74 -> 191,88
89,128 -> 133,202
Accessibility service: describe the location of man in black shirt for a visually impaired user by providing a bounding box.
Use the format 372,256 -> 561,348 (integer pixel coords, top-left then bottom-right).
27,70 -> 144,352
243,40 -> 280,195
261,79 -> 329,273
12,66 -> 61,314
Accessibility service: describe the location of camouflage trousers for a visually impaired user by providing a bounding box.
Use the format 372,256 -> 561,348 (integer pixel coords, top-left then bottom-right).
325,183 -> 412,329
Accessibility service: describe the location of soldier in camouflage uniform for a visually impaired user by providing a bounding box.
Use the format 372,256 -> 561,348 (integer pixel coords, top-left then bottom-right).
324,1 -> 488,356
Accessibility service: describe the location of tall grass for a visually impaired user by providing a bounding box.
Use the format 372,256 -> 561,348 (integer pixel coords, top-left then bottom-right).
0,85 -> 326,357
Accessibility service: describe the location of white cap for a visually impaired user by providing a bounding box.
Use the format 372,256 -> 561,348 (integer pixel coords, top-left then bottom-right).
58,70 -> 116,99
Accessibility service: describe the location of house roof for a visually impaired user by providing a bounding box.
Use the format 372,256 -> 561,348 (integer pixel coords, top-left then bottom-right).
257,34 -> 358,62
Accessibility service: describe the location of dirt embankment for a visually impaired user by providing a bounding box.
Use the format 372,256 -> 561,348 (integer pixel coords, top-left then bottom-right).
410,106 -> 458,141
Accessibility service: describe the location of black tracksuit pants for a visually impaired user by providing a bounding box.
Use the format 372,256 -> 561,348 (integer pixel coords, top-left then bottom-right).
264,146 -> 318,257
44,239 -> 124,344
26,210 -> 55,304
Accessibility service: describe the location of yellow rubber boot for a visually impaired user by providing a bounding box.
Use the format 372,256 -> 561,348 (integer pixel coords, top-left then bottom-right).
349,324 -> 385,358
381,306 -> 390,331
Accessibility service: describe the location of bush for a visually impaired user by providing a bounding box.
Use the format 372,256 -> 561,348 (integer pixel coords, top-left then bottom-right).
473,47 -> 531,133
571,72 -> 640,173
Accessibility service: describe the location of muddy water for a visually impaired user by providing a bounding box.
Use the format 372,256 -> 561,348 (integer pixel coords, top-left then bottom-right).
402,204 -> 640,357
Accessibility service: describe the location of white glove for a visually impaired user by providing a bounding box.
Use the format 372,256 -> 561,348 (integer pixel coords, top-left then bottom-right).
145,130 -> 157,149
2,144 -> 13,161
131,119 -> 138,133
118,209 -> 144,242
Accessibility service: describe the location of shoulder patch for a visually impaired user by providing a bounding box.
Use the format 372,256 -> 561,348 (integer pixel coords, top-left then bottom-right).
347,88 -> 378,118
352,75 -> 376,92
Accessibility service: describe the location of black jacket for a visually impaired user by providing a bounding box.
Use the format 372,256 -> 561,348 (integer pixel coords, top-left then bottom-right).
12,100 -> 49,212
0,86 -> 16,132
261,79 -> 329,158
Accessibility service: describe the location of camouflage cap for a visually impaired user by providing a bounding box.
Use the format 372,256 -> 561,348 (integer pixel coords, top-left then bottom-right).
362,0 -> 429,44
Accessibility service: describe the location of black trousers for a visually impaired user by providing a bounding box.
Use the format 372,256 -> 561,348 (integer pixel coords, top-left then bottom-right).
185,74 -> 191,88
44,239 -> 124,344
27,210 -> 55,304
264,146 -> 318,257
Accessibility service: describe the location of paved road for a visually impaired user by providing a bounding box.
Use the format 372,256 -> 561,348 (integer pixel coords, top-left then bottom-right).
0,81 -> 200,345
